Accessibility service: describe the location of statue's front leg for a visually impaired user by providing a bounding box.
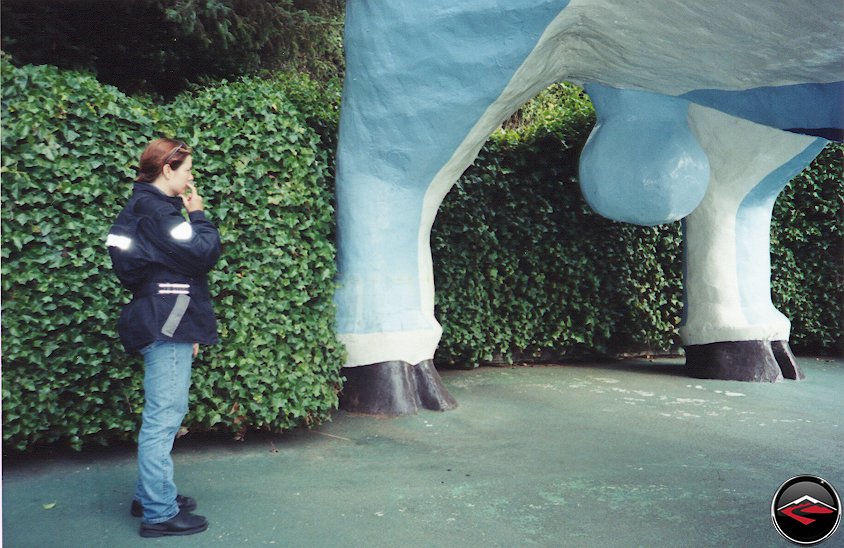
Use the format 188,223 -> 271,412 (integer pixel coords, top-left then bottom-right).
681,105 -> 827,381
334,177 -> 456,414
334,1 -> 576,413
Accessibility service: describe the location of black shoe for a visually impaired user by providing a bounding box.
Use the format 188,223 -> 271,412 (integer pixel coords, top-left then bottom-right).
139,509 -> 208,538
131,494 -> 197,518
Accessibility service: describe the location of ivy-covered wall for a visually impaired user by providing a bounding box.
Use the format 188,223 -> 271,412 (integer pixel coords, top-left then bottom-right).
1,62 -> 345,450
771,144 -> 844,354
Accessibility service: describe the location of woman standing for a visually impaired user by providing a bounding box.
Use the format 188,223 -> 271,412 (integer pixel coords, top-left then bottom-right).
107,138 -> 221,538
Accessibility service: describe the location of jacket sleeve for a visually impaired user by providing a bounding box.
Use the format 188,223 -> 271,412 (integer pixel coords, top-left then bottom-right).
140,203 -> 222,277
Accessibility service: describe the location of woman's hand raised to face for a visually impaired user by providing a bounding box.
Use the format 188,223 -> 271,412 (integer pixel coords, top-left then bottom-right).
181,182 -> 204,212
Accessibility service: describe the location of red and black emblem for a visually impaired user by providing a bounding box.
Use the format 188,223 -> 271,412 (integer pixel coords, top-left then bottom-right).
772,476 -> 841,545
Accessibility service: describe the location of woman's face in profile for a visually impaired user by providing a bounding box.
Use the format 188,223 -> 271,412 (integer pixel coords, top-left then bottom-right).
166,155 -> 194,196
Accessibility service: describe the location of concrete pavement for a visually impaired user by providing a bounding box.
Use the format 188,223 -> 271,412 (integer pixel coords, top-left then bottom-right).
3,356 -> 843,547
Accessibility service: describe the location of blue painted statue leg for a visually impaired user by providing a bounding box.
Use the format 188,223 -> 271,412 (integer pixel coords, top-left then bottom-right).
680,105 -> 827,381
334,178 -> 457,413
335,1 -> 571,413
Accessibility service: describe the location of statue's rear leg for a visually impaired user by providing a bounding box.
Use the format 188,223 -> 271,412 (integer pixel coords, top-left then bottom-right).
681,105 -> 827,381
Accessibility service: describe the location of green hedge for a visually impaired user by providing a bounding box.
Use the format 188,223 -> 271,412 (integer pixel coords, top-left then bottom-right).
772,144 -> 844,354
1,62 -> 345,450
432,84 -> 843,366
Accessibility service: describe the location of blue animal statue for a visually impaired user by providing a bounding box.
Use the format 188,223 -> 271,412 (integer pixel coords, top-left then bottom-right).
334,1 -> 844,414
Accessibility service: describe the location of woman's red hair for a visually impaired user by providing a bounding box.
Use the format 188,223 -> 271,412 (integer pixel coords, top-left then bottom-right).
135,138 -> 192,183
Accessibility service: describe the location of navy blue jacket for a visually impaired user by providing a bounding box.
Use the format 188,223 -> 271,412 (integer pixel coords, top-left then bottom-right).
107,183 -> 221,353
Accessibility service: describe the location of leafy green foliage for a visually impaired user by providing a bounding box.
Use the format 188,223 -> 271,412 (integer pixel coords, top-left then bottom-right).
1,0 -> 344,97
2,62 -> 344,450
432,85 -> 842,367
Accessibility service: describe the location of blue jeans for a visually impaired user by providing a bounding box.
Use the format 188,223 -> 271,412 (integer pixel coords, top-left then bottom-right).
134,341 -> 193,523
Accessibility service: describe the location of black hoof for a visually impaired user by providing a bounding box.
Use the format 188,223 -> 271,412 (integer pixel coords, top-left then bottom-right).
771,340 -> 805,380
684,340 -> 784,382
339,360 -> 458,415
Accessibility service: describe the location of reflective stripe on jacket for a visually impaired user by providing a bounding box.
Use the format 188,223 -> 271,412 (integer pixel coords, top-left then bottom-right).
107,183 -> 221,353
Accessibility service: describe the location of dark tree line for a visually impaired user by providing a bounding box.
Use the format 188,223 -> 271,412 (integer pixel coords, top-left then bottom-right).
1,0 -> 344,97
